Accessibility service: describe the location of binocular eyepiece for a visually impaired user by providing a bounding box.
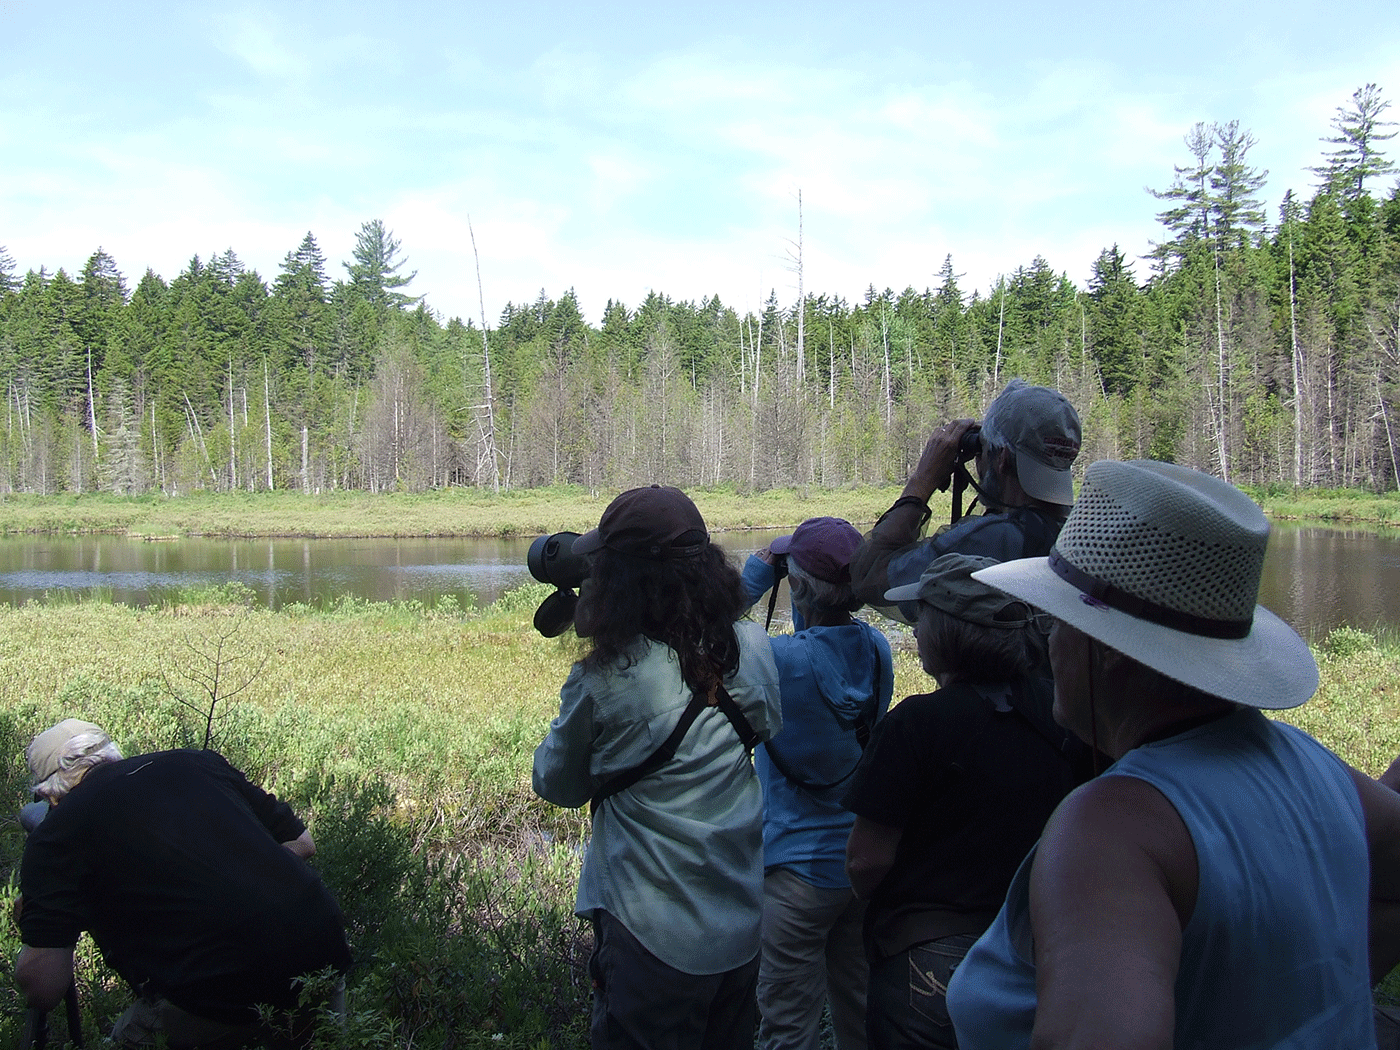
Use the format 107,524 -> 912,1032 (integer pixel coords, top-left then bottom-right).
527,532 -> 593,638
956,424 -> 983,463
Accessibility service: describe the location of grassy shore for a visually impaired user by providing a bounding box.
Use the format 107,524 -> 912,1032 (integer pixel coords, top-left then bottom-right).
0,586 -> 1398,1045
0,487 -> 909,538
0,483 -> 1397,539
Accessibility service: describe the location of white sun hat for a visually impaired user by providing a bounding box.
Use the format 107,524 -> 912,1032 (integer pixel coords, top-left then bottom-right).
972,459 -> 1318,709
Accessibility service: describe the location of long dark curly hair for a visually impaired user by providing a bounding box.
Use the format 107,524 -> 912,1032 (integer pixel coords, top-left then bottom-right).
576,543 -> 747,698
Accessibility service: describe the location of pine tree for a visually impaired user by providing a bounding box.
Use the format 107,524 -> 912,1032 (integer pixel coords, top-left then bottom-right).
0,246 -> 17,296
344,219 -> 420,311
1086,245 -> 1142,395
1312,83 -> 1397,200
1149,122 -> 1215,268
1211,121 -> 1268,247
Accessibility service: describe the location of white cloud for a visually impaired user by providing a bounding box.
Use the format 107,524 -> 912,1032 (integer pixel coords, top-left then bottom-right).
5,1 -> 1399,327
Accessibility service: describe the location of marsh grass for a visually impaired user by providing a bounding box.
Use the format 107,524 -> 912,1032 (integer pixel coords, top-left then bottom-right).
0,586 -> 590,1047
1247,485 -> 1400,527
7,483 -> 1400,541
0,486 -> 913,540
0,588 -> 1390,1045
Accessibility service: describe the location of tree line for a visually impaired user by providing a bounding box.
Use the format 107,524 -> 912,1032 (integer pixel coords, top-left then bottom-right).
1,85 -> 1398,498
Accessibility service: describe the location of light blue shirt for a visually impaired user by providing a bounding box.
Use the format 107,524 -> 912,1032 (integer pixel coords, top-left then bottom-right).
947,708 -> 1375,1050
533,619 -> 782,974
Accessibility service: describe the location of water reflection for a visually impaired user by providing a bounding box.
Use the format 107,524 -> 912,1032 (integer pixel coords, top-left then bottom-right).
1260,524 -> 1400,638
0,523 -> 1395,639
0,533 -> 780,613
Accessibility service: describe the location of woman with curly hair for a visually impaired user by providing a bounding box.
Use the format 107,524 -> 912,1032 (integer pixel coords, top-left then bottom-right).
533,485 -> 782,1050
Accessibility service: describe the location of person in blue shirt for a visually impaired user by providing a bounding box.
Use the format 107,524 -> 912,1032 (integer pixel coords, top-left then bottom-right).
947,460 -> 1400,1050
742,517 -> 894,1050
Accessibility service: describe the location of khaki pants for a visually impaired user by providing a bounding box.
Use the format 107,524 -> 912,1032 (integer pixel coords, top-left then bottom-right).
109,983 -> 346,1050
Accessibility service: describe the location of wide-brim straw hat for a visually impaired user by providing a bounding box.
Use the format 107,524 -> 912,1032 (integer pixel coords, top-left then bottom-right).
973,459 -> 1318,709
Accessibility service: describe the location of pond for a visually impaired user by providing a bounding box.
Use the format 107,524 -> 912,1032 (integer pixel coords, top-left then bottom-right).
0,522 -> 1394,639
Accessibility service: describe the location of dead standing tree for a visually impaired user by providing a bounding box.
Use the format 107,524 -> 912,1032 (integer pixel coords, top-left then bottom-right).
469,219 -> 503,492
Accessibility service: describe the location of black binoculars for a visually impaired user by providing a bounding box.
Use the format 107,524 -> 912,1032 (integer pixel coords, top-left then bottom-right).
957,424 -> 983,463
526,532 -> 592,638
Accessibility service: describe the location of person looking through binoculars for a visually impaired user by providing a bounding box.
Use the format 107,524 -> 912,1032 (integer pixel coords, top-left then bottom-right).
849,380 -> 1082,624
532,485 -> 782,1050
739,518 -> 894,1050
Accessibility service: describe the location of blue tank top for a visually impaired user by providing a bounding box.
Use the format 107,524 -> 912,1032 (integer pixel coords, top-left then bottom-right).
946,708 -> 1376,1050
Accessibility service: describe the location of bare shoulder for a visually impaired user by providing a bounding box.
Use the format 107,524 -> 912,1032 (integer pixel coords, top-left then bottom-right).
1034,774 -> 1198,934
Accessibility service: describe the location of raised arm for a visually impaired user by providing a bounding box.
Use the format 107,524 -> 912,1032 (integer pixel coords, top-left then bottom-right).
850,419 -> 976,605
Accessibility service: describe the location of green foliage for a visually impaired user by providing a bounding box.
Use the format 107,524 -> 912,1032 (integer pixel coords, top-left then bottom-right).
0,593 -> 590,1047
2,87 -> 1400,502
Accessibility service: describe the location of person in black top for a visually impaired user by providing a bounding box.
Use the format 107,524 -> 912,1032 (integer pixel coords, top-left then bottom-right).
843,556 -> 1092,1050
16,719 -> 351,1049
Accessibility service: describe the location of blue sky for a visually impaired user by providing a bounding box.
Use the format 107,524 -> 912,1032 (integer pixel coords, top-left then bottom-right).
3,1 -> 1399,325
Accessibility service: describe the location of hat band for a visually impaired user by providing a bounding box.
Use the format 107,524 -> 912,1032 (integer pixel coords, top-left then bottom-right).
1048,550 -> 1253,640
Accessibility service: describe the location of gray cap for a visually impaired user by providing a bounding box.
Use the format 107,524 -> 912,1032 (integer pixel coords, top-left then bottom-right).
981,379 -> 1081,506
885,553 -> 1035,628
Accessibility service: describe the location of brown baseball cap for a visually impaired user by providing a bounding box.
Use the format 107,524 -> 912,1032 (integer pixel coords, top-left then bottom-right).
27,719 -> 110,784
572,485 -> 710,560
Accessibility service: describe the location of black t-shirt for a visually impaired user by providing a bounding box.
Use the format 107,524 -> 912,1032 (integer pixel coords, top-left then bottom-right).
20,749 -> 351,1023
843,677 -> 1091,958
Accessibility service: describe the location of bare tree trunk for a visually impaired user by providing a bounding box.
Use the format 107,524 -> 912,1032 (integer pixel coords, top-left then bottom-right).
228,350 -> 237,490
827,321 -> 835,409
1328,356 -> 1339,485
1289,237 -> 1304,486
469,218 -> 502,493
86,346 -> 98,464
183,392 -> 217,486
753,310 -> 763,408
881,307 -> 892,428
795,190 -> 805,386
152,402 -> 160,493
264,359 -> 274,490
994,280 -> 1006,388
1377,377 -> 1398,490
1213,245 -> 1230,482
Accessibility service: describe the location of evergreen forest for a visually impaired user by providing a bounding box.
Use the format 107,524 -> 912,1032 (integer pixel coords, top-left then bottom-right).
2,85 -> 1399,498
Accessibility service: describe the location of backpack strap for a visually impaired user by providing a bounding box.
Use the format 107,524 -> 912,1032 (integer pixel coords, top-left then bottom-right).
589,685 -> 760,816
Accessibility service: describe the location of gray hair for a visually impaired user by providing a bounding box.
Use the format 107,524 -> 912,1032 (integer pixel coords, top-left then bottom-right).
917,605 -> 1039,682
33,731 -> 123,803
787,559 -> 862,617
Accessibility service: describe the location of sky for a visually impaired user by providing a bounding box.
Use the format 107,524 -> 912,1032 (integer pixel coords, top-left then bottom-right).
3,1 -> 1400,326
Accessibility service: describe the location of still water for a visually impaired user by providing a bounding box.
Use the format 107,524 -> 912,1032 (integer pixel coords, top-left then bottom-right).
0,523 -> 1394,638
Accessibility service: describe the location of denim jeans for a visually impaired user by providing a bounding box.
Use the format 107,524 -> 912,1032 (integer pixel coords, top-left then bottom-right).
866,934 -> 978,1050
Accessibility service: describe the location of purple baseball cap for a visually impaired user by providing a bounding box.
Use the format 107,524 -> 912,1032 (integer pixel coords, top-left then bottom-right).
771,516 -> 862,584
